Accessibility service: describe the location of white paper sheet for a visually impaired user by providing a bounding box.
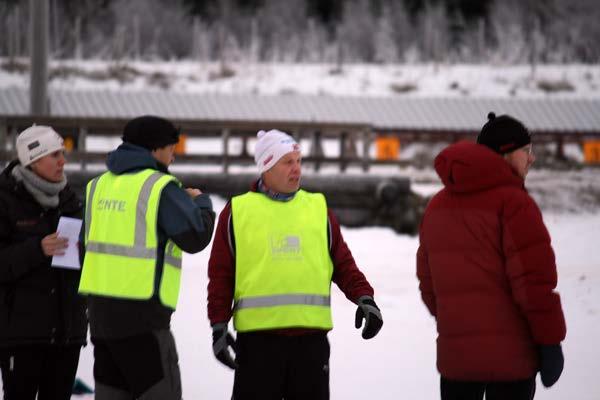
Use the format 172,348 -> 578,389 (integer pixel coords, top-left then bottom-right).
51,216 -> 83,270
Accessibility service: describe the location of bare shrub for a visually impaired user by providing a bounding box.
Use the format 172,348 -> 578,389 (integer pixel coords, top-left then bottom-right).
146,72 -> 171,89
390,82 -> 418,94
107,64 -> 142,83
537,79 -> 575,93
208,65 -> 236,81
0,59 -> 28,73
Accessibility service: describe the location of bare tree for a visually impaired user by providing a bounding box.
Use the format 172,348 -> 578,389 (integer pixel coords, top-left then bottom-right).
387,1 -> 413,63
562,0 -> 600,62
338,0 -> 375,62
73,15 -> 82,59
374,5 -> 398,64
418,1 -> 449,67
2,3 -> 25,60
256,0 -> 306,62
247,16 -> 260,63
110,0 -> 191,60
301,18 -> 327,63
488,0 -> 527,64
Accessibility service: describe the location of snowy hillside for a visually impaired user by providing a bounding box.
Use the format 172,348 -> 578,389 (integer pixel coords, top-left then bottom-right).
1,59 -> 599,99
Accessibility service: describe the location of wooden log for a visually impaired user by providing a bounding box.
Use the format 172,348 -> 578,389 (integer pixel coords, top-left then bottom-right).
64,170 -> 420,234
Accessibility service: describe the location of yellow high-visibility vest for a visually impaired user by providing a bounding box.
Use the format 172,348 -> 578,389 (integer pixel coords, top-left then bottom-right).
79,169 -> 183,309
232,190 -> 334,332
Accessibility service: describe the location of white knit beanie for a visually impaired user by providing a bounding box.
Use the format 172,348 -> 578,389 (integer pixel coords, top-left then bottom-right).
16,125 -> 64,166
254,129 -> 300,173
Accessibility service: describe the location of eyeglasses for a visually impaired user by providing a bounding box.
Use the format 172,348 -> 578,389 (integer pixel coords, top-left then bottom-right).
520,145 -> 533,155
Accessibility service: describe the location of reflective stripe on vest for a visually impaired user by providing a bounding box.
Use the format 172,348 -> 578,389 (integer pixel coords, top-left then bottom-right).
231,190 -> 334,332
160,240 -> 183,308
235,294 -> 331,310
164,241 -> 182,269
79,169 -> 183,309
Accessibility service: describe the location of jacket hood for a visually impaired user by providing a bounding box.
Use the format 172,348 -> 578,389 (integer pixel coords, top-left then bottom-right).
1,159 -> 18,176
0,160 -> 19,190
106,143 -> 168,174
434,141 -> 523,193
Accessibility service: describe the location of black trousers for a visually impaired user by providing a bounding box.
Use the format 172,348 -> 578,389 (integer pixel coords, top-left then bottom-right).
0,344 -> 81,400
233,331 -> 330,400
92,329 -> 181,400
441,376 -> 536,400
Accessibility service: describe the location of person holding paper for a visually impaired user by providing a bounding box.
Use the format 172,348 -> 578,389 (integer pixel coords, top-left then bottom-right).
78,115 -> 215,400
0,125 -> 87,400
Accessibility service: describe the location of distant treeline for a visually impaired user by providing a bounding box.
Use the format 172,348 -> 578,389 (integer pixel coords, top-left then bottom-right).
1,0 -> 599,64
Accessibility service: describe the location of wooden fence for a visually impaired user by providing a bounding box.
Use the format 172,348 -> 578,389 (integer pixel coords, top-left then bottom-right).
1,115 -> 597,171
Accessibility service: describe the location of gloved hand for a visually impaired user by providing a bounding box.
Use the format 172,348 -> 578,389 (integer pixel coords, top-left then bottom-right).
212,323 -> 237,369
539,344 -> 564,387
354,296 -> 383,339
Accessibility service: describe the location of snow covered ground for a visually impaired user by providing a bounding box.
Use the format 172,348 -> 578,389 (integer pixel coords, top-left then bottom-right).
1,60 -> 599,99
65,191 -> 599,400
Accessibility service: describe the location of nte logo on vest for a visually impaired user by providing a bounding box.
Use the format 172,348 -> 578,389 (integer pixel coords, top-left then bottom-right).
97,198 -> 127,212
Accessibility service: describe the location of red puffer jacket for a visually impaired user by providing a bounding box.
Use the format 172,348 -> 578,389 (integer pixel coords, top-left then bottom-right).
417,142 -> 566,381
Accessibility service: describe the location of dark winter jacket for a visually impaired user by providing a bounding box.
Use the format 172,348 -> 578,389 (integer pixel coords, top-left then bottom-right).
207,180 -> 374,330
79,143 -> 215,339
416,142 -> 566,381
0,160 -> 87,347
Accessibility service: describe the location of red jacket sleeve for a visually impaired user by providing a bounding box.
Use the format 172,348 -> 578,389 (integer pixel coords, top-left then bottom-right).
502,191 -> 566,345
416,220 -> 436,316
207,202 -> 235,325
328,209 -> 374,302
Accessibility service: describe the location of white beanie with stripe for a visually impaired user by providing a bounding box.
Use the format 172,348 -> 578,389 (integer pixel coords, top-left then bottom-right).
254,129 -> 300,173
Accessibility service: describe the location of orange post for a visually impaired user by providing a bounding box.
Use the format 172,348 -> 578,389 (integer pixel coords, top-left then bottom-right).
63,136 -> 75,153
375,136 -> 401,160
175,134 -> 187,155
583,140 -> 600,164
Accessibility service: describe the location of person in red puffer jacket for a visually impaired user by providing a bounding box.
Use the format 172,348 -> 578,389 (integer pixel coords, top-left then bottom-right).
417,112 -> 566,400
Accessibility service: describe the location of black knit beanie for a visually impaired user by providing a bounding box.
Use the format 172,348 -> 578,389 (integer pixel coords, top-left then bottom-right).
122,115 -> 179,151
476,112 -> 531,154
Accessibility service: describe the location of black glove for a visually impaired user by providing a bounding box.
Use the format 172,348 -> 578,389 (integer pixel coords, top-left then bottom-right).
212,323 -> 237,369
354,296 -> 383,339
539,344 -> 564,388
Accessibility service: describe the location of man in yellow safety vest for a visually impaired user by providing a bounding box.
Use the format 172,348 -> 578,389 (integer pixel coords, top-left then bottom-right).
79,115 -> 215,399
207,129 -> 383,399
